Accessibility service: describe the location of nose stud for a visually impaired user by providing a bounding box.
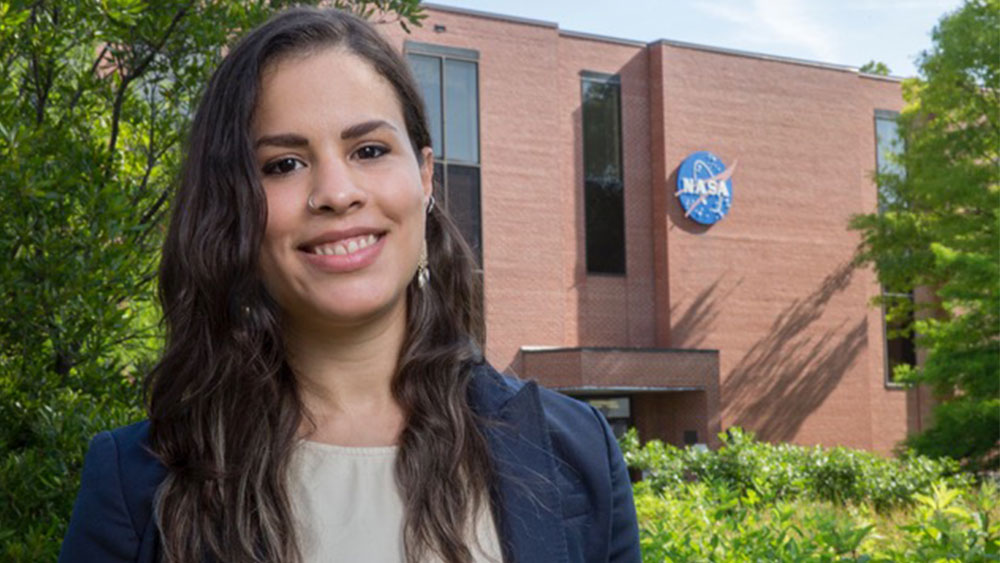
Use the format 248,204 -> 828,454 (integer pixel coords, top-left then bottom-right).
307,195 -> 318,211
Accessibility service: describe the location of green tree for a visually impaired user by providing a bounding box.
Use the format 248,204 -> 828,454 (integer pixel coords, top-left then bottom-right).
859,60 -> 892,76
0,1 -> 422,559
850,0 -> 999,471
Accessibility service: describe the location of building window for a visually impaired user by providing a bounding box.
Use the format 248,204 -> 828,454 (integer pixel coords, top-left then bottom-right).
875,110 -> 905,211
875,110 -> 915,384
883,289 -> 917,383
406,42 -> 482,266
579,396 -> 632,438
581,72 -> 625,275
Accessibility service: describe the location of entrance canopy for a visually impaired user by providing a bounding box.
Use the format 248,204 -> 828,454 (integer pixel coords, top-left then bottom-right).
518,346 -> 723,447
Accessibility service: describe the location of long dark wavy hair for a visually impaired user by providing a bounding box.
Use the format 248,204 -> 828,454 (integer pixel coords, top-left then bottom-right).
145,7 -> 492,563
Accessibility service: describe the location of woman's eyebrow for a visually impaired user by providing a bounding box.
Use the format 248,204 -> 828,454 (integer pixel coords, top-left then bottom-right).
341,119 -> 398,140
254,120 -> 397,148
254,133 -> 308,149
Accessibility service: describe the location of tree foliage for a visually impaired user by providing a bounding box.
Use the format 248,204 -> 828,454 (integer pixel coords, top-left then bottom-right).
0,1 -> 422,559
850,0 -> 999,471
859,60 -> 892,76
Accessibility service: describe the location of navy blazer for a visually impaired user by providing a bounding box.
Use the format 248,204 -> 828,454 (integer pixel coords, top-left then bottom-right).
59,364 -> 641,562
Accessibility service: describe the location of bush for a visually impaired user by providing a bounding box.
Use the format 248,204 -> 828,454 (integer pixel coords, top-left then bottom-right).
621,427 -> 964,511
624,428 -> 999,562
0,384 -> 144,561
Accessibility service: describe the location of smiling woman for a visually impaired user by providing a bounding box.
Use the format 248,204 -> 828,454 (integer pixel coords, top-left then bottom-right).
57,7 -> 640,563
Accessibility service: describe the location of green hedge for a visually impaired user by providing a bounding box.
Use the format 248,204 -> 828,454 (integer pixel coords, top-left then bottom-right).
621,427 -> 967,511
623,428 -> 999,562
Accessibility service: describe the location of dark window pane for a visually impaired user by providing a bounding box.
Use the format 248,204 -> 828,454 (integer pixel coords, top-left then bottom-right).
446,164 -> 481,266
582,79 -> 622,183
582,77 -> 625,274
444,59 -> 479,164
884,292 -> 917,382
887,334 -> 917,379
408,54 -> 443,158
585,179 -> 625,273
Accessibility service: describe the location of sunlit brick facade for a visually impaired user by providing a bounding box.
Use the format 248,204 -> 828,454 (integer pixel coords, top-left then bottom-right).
383,4 -> 932,453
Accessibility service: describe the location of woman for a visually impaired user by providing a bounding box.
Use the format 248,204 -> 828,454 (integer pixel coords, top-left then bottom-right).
59,7 -> 640,563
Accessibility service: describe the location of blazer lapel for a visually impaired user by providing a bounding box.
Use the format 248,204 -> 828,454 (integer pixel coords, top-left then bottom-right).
470,367 -> 569,563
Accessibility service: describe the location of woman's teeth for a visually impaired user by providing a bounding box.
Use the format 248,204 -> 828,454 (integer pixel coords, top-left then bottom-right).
311,234 -> 379,256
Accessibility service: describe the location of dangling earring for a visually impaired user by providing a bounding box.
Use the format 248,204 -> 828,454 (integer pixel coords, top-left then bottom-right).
416,239 -> 430,289
416,195 -> 435,289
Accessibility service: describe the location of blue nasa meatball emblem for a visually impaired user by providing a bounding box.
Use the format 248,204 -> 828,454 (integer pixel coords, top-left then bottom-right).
676,151 -> 736,225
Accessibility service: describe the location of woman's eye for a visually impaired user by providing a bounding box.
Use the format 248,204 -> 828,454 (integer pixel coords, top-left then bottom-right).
262,157 -> 304,176
355,145 -> 389,160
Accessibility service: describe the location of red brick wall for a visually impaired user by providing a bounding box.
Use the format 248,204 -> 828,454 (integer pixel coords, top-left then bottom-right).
649,42 -> 907,452
634,391 -> 709,446
385,7 -> 913,455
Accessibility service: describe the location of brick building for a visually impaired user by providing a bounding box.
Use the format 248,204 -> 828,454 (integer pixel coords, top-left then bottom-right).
383,4 -> 932,454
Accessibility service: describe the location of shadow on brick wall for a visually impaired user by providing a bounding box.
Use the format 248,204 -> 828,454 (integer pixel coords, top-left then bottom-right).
722,260 -> 867,442
670,275 -> 744,348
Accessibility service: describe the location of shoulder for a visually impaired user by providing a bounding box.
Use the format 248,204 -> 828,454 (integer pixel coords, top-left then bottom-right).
59,420 -> 165,563
470,363 -> 641,562
470,362 -> 608,443
106,420 -> 166,524
469,362 -> 617,482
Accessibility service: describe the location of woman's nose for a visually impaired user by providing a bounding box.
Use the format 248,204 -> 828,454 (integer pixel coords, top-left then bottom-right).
306,157 -> 368,214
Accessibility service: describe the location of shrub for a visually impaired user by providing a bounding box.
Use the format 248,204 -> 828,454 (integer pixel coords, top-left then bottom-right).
620,427 -> 963,511
624,428 -> 999,562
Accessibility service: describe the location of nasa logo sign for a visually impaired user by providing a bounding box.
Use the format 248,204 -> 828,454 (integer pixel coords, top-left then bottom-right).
676,151 -> 736,225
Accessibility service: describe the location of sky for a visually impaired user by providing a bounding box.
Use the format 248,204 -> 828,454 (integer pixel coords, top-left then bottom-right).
426,0 -> 965,78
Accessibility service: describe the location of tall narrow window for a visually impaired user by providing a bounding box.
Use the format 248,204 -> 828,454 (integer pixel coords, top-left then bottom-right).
581,72 -> 625,274
875,110 -> 905,211
406,42 -> 481,266
875,110 -> 915,384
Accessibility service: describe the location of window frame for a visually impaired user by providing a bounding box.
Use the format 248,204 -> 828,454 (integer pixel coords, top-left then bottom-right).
404,41 -> 483,272
580,70 -> 627,276
873,109 -> 915,388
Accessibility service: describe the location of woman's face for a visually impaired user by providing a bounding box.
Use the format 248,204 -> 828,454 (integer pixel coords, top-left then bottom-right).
252,47 -> 433,330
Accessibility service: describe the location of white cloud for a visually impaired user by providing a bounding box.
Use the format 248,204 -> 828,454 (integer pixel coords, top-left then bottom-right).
839,0 -> 956,11
694,0 -> 839,63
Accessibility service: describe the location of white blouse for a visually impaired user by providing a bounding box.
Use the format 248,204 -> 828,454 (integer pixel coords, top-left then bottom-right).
288,440 -> 503,563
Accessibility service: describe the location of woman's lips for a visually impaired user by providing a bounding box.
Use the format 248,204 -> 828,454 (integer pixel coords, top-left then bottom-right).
300,233 -> 386,272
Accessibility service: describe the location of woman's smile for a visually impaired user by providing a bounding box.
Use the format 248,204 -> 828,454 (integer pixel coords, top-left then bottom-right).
299,230 -> 387,273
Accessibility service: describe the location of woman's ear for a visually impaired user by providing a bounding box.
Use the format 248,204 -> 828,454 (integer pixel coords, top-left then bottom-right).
419,146 -> 434,202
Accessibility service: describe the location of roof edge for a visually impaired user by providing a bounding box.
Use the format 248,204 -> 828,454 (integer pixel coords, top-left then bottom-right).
859,71 -> 907,83
422,2 -> 557,29
558,28 -> 646,48
422,3 -> 912,79
650,38 -> 857,73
